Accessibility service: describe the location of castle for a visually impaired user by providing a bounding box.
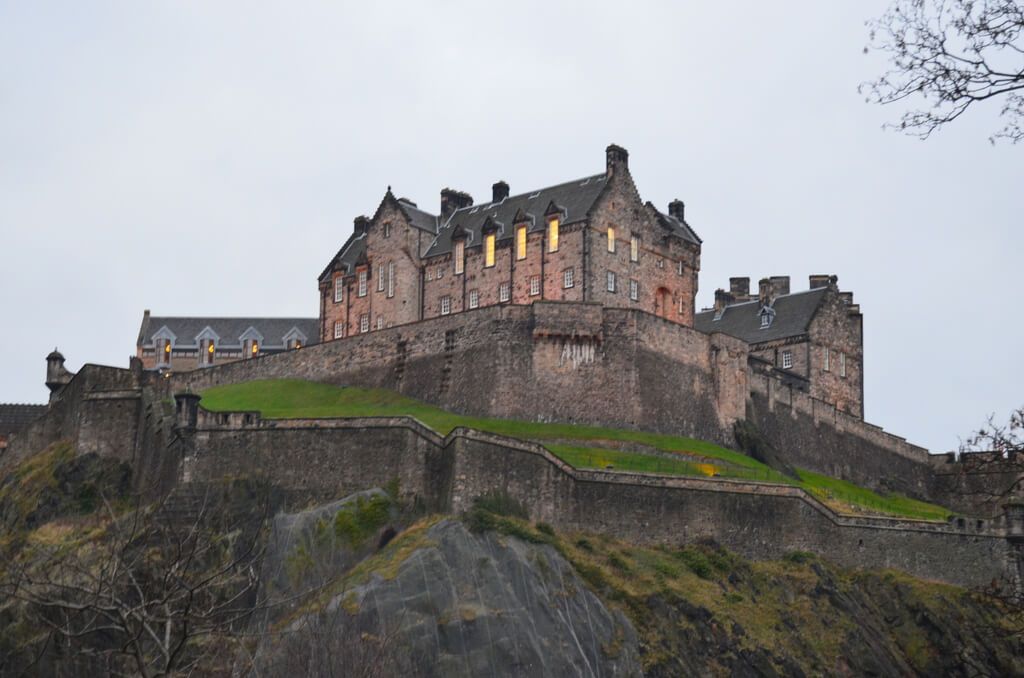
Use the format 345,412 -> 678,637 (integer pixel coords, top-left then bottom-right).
5,144 -> 1023,591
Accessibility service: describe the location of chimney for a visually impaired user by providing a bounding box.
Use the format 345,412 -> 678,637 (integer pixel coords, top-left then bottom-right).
353,216 -> 370,235
729,277 -> 750,300
605,144 -> 629,176
839,292 -> 854,305
440,188 -> 474,217
492,181 -> 510,203
809,274 -> 831,290
769,276 -> 790,296
668,199 -> 685,221
758,278 -> 774,307
713,288 -> 734,315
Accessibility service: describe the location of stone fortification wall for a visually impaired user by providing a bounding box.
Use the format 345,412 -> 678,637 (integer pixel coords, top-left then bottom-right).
174,409 -> 1016,589
172,302 -> 748,445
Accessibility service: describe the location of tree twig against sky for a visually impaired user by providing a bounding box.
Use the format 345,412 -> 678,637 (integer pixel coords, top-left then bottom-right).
863,0 -> 1024,142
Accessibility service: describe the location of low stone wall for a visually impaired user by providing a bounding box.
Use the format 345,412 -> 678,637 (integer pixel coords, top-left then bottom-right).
177,411 -> 1018,589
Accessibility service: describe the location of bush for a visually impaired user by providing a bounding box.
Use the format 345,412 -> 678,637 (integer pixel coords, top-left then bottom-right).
535,522 -> 555,536
333,494 -> 392,548
471,491 -> 528,520
783,550 -> 816,565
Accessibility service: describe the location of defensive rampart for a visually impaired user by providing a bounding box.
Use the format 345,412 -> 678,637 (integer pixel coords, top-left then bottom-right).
171,403 -> 1020,589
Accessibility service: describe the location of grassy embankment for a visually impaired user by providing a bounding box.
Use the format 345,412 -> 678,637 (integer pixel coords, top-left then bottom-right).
199,379 -> 952,521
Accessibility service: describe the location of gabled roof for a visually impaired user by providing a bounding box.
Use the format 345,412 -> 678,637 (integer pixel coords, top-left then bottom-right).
424,173 -> 609,257
318,231 -> 367,283
396,199 -> 440,234
652,206 -> 702,245
694,287 -> 828,344
138,317 -> 319,349
0,404 -> 47,436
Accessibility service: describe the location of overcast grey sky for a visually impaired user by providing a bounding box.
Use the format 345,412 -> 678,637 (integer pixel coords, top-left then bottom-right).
1,2 -> 1020,452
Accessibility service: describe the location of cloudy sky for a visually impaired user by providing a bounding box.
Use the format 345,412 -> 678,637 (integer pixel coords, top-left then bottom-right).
1,2 -> 1019,452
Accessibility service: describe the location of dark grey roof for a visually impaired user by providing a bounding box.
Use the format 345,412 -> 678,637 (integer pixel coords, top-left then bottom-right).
139,316 -> 319,349
318,232 -> 367,282
397,200 -> 440,234
424,173 -> 609,257
694,287 -> 828,344
654,208 -> 702,245
0,404 -> 47,436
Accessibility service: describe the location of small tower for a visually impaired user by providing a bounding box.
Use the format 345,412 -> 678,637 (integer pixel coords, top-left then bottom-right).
45,348 -> 74,401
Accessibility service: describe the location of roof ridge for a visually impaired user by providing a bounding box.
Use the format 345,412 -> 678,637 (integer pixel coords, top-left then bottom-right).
448,172 -> 606,217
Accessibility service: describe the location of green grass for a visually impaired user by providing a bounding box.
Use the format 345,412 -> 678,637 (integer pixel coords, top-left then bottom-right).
198,379 -> 953,521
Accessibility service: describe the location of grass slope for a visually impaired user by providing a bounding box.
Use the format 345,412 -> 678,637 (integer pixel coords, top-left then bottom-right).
199,379 -> 952,521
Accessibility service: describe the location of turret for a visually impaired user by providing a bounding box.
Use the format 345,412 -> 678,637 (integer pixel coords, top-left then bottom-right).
45,348 -> 74,401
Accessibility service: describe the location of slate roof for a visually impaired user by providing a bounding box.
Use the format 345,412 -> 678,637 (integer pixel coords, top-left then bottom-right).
0,404 -> 47,436
424,173 -> 610,257
397,199 -> 440,234
694,287 -> 828,344
654,208 -> 702,245
319,232 -> 367,282
138,316 -> 319,349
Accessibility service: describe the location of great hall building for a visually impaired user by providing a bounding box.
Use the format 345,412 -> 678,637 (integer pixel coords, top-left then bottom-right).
317,145 -> 702,339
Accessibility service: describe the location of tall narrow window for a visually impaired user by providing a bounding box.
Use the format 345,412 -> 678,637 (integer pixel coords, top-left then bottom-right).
469,290 -> 479,309
377,264 -> 385,292
437,266 -> 444,279
334,277 -> 344,303
499,282 -> 510,302
782,350 -> 793,369
202,340 -> 215,365
358,270 -> 367,297
360,314 -> 369,333
677,260 -> 684,276
454,240 -> 465,275
563,268 -> 574,289
160,339 -> 172,365
824,348 -> 831,372
334,321 -> 344,339
607,226 -> 616,252
606,271 -> 616,292
383,222 -> 391,238
629,279 -> 639,301
548,218 -> 559,252
246,340 -> 259,358
516,226 -> 527,260
840,353 -> 847,378
529,275 -> 541,296
387,261 -> 395,298
484,234 -> 496,267
376,316 -> 384,330
630,234 -> 639,262
441,296 -> 451,315
678,296 -> 685,314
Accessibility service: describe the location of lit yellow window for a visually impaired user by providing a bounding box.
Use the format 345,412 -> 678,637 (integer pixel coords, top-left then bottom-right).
485,233 -> 496,267
516,226 -> 527,260
454,240 -> 465,275
163,341 -> 171,360
548,218 -> 559,252
251,341 -> 259,356
607,226 -> 615,252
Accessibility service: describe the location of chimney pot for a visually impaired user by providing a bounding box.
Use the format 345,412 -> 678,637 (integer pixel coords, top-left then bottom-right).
729,277 -> 750,299
668,199 -> 685,221
440,188 -> 474,217
492,181 -> 510,203
809,274 -> 831,289
769,276 -> 790,296
605,144 -> 629,175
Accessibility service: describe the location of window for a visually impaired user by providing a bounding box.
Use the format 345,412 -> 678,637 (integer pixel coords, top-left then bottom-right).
840,353 -> 847,378
630,234 -> 639,262
484,233 -> 496,267
469,289 -> 479,309
244,339 -> 259,358
158,339 -> 172,365
679,296 -> 685,314
516,226 -> 527,260
334,321 -> 344,339
200,339 -> 215,365
656,258 -> 664,269
760,313 -> 771,328
499,282 -> 510,302
824,348 -> 831,372
358,270 -> 367,297
548,218 -> 559,252
441,296 -> 451,315
334,277 -> 344,303
426,269 -> 433,281
529,275 -> 540,296
383,222 -> 391,238
387,261 -> 395,298
377,264 -> 385,292
376,316 -> 384,330
607,226 -> 616,252
678,260 -> 684,276
360,314 -> 369,333
563,268 -> 574,289
454,240 -> 465,275
629,279 -> 639,301
289,338 -> 303,350
437,266 -> 444,279
606,271 -> 616,292
782,350 -> 793,369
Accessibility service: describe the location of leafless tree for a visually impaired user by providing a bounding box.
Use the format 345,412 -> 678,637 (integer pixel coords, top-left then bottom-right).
862,0 -> 1024,142
956,404 -> 1024,502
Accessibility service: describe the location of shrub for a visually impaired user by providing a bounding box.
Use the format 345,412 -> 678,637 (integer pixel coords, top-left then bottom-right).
535,522 -> 555,536
784,550 -> 816,565
333,494 -> 392,548
471,491 -> 528,520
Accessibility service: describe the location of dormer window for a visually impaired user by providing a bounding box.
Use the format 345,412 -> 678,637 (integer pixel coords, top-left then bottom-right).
159,339 -> 172,365
454,240 -> 465,275
199,339 -> 215,366
484,233 -> 496,267
243,339 -> 259,358
516,225 -> 527,260
760,313 -> 771,328
289,338 -> 303,350
548,218 -> 559,252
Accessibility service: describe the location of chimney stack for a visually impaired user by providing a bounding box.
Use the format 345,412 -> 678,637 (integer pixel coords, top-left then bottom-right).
668,199 -> 685,221
605,144 -> 629,176
713,288 -> 735,315
809,274 -> 831,290
492,181 -> 509,203
440,188 -> 474,217
758,278 -> 774,307
353,216 -> 370,235
769,276 -> 790,296
729,277 -> 750,300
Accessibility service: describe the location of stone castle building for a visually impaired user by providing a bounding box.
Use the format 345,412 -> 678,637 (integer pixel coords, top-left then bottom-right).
317,145 -> 702,340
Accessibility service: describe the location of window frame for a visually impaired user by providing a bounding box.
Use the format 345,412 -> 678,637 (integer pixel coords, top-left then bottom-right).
484,233 -> 496,268
516,225 -> 527,260
824,348 -> 831,372
360,314 -> 369,333
782,350 -> 793,370
454,240 -> 465,275
529,275 -> 540,297
840,353 -> 847,378
548,218 -> 559,252
333,277 -> 344,303
387,261 -> 395,298
376,315 -> 384,330
606,270 -> 616,293
334,321 -> 344,339
563,268 -> 574,289
629,279 -> 639,301
607,226 -> 616,253
630,234 -> 640,262
358,270 -> 367,297
441,295 -> 451,315
499,282 -> 511,303
469,289 -> 479,309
